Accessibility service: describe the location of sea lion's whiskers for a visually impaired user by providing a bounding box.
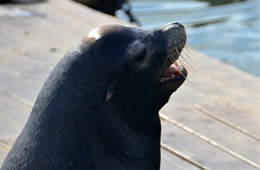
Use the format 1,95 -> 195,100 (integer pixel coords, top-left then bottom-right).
174,40 -> 187,77
170,53 -> 176,63
182,77 -> 206,97
184,70 -> 207,96
180,48 -> 203,81
177,47 -> 206,95
182,47 -> 191,57
185,47 -> 197,62
181,71 -> 187,79
183,47 -> 209,80
178,41 -> 193,66
178,57 -> 197,77
179,56 -> 192,70
177,60 -> 191,71
172,41 -> 178,60
184,46 -> 192,56
178,58 -> 203,93
181,49 -> 193,67
174,40 -> 179,53
182,47 -> 197,68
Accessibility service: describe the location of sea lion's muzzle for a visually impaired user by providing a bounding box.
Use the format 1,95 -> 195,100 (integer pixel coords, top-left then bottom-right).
159,22 -> 187,94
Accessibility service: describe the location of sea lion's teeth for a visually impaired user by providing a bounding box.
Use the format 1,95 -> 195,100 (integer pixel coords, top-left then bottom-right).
175,69 -> 182,76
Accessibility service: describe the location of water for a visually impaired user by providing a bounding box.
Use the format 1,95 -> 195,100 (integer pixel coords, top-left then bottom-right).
116,0 -> 260,76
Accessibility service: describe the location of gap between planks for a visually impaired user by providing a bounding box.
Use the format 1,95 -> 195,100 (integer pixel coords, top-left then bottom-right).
47,2 -> 102,27
161,143 -> 207,170
0,141 -> 10,152
194,105 -> 260,141
194,68 -> 259,99
159,113 -> 260,169
0,112 -> 23,128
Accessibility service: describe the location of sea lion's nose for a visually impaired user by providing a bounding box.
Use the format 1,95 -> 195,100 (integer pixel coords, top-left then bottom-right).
167,22 -> 184,28
162,22 -> 185,32
172,22 -> 184,29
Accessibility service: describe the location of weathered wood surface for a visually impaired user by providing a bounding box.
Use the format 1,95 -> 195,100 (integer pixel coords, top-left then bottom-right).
0,0 -> 259,169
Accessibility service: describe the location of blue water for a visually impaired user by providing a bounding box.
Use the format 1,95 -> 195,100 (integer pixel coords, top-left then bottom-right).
117,0 -> 260,76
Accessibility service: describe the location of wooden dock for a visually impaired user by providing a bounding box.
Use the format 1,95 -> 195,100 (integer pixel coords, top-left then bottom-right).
0,0 -> 259,169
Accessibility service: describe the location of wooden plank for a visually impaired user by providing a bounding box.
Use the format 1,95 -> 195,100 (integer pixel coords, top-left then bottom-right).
0,91 -> 31,126
161,121 -> 258,170
182,48 -> 260,93
0,11 -> 76,67
163,50 -> 260,166
161,106 -> 260,165
49,0 -> 129,26
0,61 -> 51,86
161,143 -> 206,170
0,149 -> 8,167
0,1 -> 130,79
161,77 -> 260,167
199,103 -> 260,137
176,50 -> 259,113
160,114 -> 260,169
0,117 -> 21,147
161,148 -> 201,170
0,70 -> 40,105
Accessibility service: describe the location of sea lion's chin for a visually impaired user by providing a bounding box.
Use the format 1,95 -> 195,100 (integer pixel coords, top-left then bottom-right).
159,61 -> 187,95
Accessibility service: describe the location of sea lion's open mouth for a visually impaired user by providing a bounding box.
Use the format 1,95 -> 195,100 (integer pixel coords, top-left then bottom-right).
160,60 -> 187,93
161,61 -> 183,83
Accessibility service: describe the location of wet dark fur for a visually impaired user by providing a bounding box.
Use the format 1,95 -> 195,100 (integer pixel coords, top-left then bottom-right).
1,24 -> 186,170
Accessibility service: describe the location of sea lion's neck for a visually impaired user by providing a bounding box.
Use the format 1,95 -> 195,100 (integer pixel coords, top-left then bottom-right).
100,103 -> 161,168
111,87 -> 166,141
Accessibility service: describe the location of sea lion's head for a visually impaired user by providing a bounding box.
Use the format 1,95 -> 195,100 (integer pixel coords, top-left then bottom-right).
74,23 -> 187,112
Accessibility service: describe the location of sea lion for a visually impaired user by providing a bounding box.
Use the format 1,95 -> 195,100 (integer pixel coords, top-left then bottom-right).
1,23 -> 187,170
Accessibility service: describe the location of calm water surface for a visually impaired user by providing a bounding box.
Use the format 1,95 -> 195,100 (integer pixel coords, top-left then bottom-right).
117,0 -> 260,76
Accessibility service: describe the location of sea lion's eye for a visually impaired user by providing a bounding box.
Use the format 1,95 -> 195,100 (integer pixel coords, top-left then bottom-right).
136,47 -> 146,62
129,40 -> 146,63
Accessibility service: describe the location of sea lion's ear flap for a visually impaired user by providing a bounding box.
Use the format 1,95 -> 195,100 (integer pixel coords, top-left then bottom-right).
106,82 -> 116,102
128,40 -> 147,63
